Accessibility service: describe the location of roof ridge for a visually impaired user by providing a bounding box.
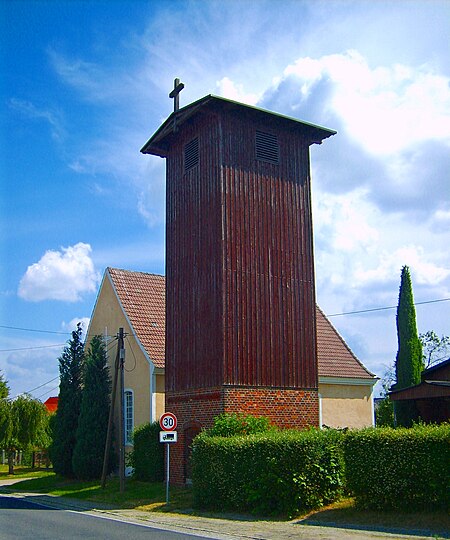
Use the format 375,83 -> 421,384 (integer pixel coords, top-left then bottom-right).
108,267 -> 164,278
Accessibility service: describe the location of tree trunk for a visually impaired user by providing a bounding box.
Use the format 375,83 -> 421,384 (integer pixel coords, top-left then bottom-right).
7,449 -> 15,475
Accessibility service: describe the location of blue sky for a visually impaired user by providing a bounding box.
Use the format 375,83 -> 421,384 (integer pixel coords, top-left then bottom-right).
1,0 -> 449,400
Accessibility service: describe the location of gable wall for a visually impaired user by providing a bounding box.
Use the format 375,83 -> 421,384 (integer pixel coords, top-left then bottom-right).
319,382 -> 374,428
87,275 -> 152,439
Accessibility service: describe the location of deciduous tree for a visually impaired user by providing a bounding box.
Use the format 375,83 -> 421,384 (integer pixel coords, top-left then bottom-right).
420,331 -> 450,368
0,394 -> 49,474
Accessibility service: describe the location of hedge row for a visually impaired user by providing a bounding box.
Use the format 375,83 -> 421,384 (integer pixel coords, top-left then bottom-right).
191,429 -> 344,517
343,424 -> 450,511
128,421 -> 164,482
191,424 -> 449,515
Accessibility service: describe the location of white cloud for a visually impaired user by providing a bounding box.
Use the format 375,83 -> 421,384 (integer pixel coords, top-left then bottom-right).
216,77 -> 261,106
354,246 -> 450,288
18,243 -> 100,302
281,51 -> 450,155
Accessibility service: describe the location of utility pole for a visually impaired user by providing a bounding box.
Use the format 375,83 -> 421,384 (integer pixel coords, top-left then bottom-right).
101,328 -> 125,490
118,328 -> 125,493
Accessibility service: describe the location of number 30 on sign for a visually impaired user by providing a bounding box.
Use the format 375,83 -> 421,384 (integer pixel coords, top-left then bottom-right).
160,412 -> 177,431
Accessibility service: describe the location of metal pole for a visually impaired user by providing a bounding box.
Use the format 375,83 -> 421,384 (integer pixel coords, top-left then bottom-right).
166,443 -> 170,505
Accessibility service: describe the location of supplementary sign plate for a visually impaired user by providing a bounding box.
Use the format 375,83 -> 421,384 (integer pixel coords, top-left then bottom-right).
160,431 -> 177,443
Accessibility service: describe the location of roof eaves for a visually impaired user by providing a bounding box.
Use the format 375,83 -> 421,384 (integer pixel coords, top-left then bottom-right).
140,94 -> 336,156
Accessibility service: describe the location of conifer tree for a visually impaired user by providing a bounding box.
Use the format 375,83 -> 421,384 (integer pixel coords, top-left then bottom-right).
0,370 -> 9,399
72,335 -> 112,479
394,266 -> 423,427
50,323 -> 84,477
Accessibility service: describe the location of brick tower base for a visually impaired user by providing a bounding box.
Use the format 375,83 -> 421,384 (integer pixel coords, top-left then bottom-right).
166,386 -> 319,485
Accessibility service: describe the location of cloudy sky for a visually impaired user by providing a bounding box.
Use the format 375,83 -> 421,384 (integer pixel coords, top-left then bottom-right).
1,0 -> 449,400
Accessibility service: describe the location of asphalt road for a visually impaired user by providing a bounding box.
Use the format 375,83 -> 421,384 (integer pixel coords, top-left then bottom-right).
0,494 -> 209,540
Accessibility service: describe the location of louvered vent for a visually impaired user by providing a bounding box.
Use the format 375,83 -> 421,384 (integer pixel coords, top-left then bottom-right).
255,131 -> 279,164
184,137 -> 199,172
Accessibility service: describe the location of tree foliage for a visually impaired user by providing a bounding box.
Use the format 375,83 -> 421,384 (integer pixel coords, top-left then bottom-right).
375,365 -> 395,427
394,266 -> 423,427
0,370 -> 9,399
420,330 -> 450,368
72,335 -> 113,479
205,413 -> 275,437
50,323 -> 85,477
0,394 -> 49,474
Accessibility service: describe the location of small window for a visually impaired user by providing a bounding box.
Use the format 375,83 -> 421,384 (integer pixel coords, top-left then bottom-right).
124,389 -> 134,445
255,130 -> 279,164
184,137 -> 199,172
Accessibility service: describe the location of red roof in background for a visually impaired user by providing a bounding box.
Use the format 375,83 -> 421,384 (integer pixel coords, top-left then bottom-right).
108,268 -> 166,369
44,396 -> 58,413
107,268 -> 375,380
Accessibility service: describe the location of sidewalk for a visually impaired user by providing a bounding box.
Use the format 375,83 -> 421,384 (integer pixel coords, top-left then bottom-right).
0,479 -> 446,540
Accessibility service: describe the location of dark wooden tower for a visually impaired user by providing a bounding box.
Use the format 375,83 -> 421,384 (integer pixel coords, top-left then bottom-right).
142,94 -> 335,483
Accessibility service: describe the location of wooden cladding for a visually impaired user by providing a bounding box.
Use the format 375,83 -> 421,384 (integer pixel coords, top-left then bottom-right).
165,110 -> 318,393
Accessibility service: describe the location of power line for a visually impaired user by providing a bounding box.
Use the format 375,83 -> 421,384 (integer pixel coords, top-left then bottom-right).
0,324 -> 70,335
328,297 -> 450,317
36,385 -> 60,401
0,343 -> 66,353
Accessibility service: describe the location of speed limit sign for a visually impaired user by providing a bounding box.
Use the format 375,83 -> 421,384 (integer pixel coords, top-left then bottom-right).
159,412 -> 177,431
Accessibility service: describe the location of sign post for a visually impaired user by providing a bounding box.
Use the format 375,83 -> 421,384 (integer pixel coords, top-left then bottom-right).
159,412 -> 178,505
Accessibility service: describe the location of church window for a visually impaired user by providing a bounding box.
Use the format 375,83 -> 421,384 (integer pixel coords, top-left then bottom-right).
124,389 -> 134,445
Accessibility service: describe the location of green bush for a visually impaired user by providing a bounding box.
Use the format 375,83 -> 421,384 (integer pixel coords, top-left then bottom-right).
343,424 -> 450,510
129,422 -> 164,482
206,412 -> 275,437
192,428 -> 344,517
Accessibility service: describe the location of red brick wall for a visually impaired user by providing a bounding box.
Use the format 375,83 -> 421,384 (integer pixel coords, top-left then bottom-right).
223,386 -> 319,429
166,386 -> 319,484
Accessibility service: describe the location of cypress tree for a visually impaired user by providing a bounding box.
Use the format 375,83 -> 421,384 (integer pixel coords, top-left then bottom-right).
394,266 -> 423,427
50,323 -> 84,477
72,335 -> 112,479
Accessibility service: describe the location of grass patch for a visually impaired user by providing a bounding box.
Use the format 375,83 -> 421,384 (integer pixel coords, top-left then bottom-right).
299,497 -> 450,538
5,472 -> 192,511
0,465 -> 54,479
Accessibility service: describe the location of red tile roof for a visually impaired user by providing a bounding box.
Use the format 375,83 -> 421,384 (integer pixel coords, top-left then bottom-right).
44,396 -> 58,413
107,268 -> 375,380
108,268 -> 166,369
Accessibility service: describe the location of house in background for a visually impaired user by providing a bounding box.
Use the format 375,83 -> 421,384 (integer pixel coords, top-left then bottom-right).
390,358 -> 450,424
43,397 -> 58,414
87,267 -> 377,449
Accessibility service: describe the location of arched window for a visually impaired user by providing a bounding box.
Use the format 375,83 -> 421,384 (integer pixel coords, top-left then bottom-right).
124,389 -> 134,445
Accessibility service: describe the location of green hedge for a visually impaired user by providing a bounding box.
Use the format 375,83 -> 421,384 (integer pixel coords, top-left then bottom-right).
206,412 -> 275,437
129,422 -> 164,482
192,429 -> 344,517
343,424 -> 450,510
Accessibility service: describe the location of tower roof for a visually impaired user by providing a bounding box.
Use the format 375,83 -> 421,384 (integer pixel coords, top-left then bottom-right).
141,94 -> 336,158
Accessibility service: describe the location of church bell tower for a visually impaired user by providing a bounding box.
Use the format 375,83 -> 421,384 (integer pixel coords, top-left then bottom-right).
141,83 -> 335,483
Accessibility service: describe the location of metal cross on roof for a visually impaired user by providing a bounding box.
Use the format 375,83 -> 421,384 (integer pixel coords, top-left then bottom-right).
169,78 -> 184,112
